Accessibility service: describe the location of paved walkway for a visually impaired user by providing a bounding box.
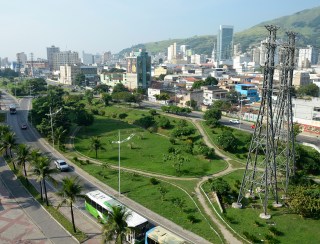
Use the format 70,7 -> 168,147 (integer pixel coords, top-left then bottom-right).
0,158 -> 77,244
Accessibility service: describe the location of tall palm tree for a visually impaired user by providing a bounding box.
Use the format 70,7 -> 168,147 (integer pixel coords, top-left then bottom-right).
32,156 -> 57,205
0,132 -> 17,169
89,136 -> 106,158
0,124 -> 10,136
102,205 -> 132,244
15,144 -> 32,180
55,126 -> 67,149
56,176 -> 84,233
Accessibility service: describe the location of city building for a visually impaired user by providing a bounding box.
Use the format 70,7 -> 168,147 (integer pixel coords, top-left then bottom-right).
126,49 -> 151,90
292,97 -> 320,134
203,86 -> 228,106
292,71 -> 311,87
52,51 -> 80,71
235,84 -> 259,102
167,43 -> 177,62
47,45 -> 60,71
100,69 -> 126,87
216,25 -> 234,65
298,45 -> 318,68
59,64 -> 80,85
82,51 -> 94,65
16,52 -> 27,67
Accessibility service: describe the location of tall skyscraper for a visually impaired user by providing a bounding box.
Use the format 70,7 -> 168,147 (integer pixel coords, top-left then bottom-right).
216,25 -> 234,64
126,49 -> 151,90
47,45 -> 60,71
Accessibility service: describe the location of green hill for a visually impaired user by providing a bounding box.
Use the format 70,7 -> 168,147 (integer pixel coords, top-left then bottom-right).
119,6 -> 320,55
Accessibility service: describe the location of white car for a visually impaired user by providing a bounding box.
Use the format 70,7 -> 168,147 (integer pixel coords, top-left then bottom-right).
54,159 -> 69,171
229,119 -> 240,124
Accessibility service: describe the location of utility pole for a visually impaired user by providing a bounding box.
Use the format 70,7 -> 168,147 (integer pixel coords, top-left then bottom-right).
45,107 -> 62,150
112,132 -> 135,197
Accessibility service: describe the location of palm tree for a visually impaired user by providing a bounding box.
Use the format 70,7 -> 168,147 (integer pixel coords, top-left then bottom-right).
15,144 -> 32,180
32,156 -> 57,205
56,176 -> 84,233
102,205 -> 132,244
0,124 -> 10,136
55,126 -> 67,149
89,136 -> 106,158
0,132 -> 17,169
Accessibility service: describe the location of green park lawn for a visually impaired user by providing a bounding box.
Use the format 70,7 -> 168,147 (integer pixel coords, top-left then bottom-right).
72,159 -> 223,244
201,121 -> 251,164
74,115 -> 227,177
203,170 -> 320,244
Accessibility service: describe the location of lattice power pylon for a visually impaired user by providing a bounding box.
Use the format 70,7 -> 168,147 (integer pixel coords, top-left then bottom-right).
232,25 -> 280,219
273,32 -> 296,195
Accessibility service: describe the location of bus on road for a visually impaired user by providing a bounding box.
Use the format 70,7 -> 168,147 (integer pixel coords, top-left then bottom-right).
85,190 -> 149,244
9,104 -> 17,114
145,226 -> 188,244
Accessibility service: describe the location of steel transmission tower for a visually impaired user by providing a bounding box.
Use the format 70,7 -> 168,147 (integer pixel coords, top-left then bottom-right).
273,32 -> 297,195
232,25 -> 280,219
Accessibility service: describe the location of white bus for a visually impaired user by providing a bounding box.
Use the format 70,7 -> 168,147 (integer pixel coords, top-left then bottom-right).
85,190 -> 149,244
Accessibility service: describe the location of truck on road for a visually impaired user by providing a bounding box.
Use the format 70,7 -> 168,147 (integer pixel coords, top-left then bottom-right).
9,104 -> 17,114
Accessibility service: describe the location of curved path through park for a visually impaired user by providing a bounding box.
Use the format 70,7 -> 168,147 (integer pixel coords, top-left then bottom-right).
69,114 -> 244,244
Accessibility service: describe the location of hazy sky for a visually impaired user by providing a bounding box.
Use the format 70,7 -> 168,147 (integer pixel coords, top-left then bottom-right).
1,0 -> 319,60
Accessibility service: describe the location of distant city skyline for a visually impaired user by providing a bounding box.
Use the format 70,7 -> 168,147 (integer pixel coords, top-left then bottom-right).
0,0 -> 319,61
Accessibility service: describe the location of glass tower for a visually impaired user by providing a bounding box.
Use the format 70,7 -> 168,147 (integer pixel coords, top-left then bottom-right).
217,25 -> 234,63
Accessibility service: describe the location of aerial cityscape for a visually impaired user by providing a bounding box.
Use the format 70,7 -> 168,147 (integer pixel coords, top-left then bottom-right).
0,1 -> 319,244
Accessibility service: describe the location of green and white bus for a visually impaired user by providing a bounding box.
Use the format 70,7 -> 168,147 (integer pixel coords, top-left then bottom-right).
85,190 -> 149,244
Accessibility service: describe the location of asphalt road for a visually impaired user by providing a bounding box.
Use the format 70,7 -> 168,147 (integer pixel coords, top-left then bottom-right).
142,101 -> 320,148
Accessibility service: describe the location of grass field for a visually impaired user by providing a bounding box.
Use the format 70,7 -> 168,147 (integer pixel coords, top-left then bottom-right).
71,159 -> 223,243
74,115 -> 227,177
203,170 -> 320,244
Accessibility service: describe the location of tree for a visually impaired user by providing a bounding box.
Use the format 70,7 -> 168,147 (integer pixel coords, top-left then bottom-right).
155,93 -> 170,101
205,76 -> 218,86
118,113 -> 128,120
158,185 -> 168,202
101,92 -> 112,106
186,99 -> 197,109
158,74 -> 166,81
1,132 -> 17,167
157,116 -> 171,129
296,83 -> 319,97
112,83 -> 128,93
75,73 -> 85,86
90,136 -> 106,158
55,126 -> 67,149
204,108 -> 222,127
57,176 -> 84,233
286,184 -> 320,218
211,178 -> 231,196
94,84 -> 109,94
84,90 -> 94,105
293,123 -> 302,139
217,130 -> 237,151
32,156 -> 57,206
226,90 -> 241,104
171,127 -> 196,138
134,116 -> 155,129
164,148 -> 189,174
15,144 -> 32,180
102,205 -> 131,243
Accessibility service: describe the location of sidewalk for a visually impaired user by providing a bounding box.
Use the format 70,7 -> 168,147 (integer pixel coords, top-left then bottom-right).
0,158 -> 77,244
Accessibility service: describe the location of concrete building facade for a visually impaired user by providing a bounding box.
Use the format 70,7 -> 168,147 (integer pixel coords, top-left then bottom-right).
47,45 -> 60,71
53,51 -> 80,71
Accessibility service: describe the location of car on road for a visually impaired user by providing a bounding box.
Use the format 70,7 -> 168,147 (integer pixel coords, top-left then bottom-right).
21,124 -> 28,130
229,119 -> 240,124
54,159 -> 70,171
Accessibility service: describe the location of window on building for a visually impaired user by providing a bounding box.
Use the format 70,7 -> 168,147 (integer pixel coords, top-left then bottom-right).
313,107 -> 320,112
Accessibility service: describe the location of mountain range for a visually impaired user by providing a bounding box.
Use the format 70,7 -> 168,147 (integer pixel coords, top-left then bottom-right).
119,6 -> 320,56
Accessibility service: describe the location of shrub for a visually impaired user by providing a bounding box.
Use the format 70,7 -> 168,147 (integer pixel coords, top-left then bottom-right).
150,178 -> 160,185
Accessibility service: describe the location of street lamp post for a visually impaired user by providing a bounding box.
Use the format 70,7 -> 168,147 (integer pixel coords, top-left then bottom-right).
239,98 -> 243,129
112,131 -> 135,197
45,107 -> 62,150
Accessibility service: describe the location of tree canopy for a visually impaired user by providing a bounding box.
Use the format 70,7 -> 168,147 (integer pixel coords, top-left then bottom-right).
296,83 -> 319,97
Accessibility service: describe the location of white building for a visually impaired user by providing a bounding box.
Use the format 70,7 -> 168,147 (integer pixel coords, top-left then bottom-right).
167,43 -> 177,62
53,51 -> 80,71
298,45 -> 318,68
203,86 -> 228,106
